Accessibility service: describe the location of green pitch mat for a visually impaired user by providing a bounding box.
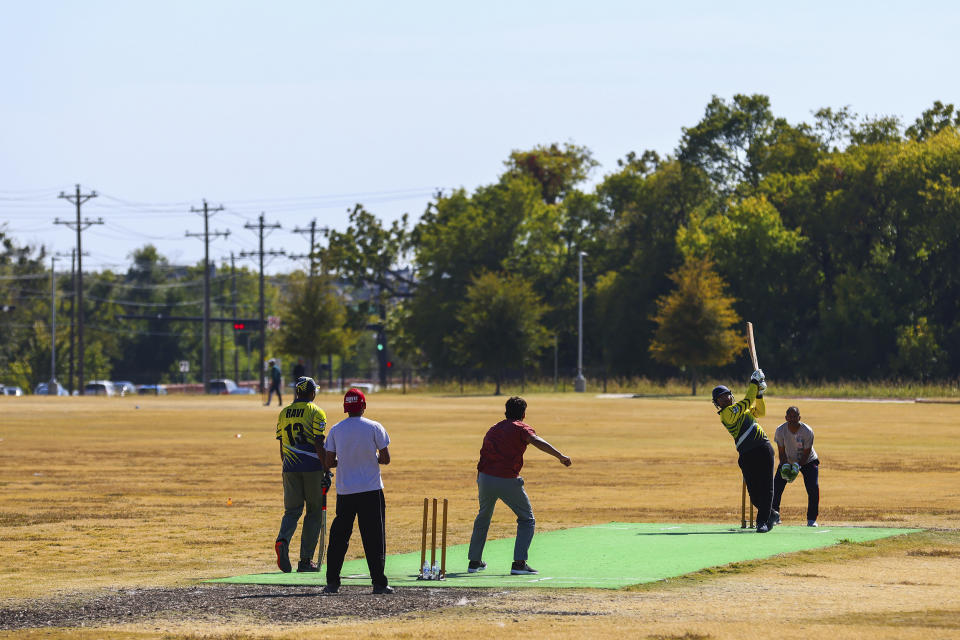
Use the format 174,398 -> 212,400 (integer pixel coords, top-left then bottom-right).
211,522 -> 919,590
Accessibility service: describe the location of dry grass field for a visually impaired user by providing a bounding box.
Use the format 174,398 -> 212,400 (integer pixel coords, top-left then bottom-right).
1,391 -> 959,639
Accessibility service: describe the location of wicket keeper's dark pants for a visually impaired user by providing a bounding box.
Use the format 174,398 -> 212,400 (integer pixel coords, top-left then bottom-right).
325,489 -> 387,588
738,440 -> 775,527
773,459 -> 820,522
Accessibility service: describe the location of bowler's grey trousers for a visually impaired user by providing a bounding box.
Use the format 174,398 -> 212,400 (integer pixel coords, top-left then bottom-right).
276,470 -> 324,562
468,471 -> 535,563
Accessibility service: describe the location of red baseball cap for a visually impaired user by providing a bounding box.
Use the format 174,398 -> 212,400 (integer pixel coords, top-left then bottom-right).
343,388 -> 366,413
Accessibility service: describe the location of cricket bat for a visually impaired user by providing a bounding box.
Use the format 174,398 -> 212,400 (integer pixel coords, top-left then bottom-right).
742,321 -> 758,528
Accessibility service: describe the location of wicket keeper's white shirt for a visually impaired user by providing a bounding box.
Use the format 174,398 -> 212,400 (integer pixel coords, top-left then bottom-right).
325,416 -> 390,495
774,422 -> 818,465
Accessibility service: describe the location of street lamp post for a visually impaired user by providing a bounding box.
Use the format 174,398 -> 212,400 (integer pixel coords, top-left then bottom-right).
575,251 -> 587,392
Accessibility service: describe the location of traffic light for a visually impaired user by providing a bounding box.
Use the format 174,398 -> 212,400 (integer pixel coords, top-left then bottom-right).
386,361 -> 393,369
232,322 -> 245,330
376,342 -> 384,351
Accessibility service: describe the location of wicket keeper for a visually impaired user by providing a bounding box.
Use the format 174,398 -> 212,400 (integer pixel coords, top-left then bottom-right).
274,377 -> 330,573
773,406 -> 820,526
712,369 -> 779,532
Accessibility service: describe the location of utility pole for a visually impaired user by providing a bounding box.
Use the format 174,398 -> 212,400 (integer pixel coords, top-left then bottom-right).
231,252 -> 239,383
219,266 -> 225,379
55,184 -> 100,395
291,219 -> 329,278
68,249 -> 75,393
291,219 -> 331,379
49,255 -> 58,390
186,200 -> 228,394
240,213 -> 283,393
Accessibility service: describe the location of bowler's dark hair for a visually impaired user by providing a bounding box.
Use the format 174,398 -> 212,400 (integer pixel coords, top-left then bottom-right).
505,396 -> 527,421
786,406 -> 800,415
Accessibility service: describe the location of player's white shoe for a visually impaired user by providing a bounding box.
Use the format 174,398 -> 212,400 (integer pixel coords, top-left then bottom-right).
807,520 -> 819,527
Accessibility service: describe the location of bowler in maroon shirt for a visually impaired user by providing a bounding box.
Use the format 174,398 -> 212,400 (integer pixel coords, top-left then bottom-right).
466,396 -> 572,575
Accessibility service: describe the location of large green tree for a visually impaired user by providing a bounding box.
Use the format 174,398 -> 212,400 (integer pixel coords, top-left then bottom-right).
276,271 -> 356,378
447,271 -> 550,395
649,257 -> 743,394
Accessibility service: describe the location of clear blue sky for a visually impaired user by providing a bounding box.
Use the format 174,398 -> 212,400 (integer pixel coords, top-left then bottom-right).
1,1 -> 956,272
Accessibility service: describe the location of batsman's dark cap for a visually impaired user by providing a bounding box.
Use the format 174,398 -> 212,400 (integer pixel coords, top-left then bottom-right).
295,376 -> 317,398
712,385 -> 732,403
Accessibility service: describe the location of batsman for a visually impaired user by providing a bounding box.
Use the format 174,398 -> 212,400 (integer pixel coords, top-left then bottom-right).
712,368 -> 779,533
274,377 -> 333,573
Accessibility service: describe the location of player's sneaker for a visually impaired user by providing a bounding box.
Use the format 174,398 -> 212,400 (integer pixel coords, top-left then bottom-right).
510,561 -> 538,575
756,523 -> 770,533
321,584 -> 339,594
275,539 -> 291,573
372,585 -> 394,594
768,510 -> 781,527
297,560 -> 319,572
467,560 -> 487,573
807,520 -> 819,527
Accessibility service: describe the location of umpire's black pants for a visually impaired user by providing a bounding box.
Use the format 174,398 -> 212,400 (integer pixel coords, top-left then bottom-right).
325,489 -> 387,588
738,440 -> 775,527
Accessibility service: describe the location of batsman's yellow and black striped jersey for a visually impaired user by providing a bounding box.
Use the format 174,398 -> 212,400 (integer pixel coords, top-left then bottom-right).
276,401 -> 327,472
718,382 -> 769,453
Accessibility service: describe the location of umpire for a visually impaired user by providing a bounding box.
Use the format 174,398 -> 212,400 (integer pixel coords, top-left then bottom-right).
712,369 -> 779,532
322,388 -> 393,595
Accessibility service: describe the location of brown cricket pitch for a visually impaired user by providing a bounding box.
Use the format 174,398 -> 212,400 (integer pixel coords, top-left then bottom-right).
0,392 -> 958,639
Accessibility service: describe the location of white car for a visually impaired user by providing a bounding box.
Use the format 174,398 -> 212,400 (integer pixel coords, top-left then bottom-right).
209,379 -> 255,395
2,385 -> 24,396
137,384 -> 168,395
34,382 -> 69,396
113,381 -> 136,396
84,380 -> 117,396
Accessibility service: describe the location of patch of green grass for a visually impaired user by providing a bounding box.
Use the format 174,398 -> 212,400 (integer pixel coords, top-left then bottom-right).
625,530 -> 959,592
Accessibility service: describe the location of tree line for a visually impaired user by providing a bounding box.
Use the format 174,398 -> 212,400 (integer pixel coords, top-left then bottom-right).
3,95 -> 959,392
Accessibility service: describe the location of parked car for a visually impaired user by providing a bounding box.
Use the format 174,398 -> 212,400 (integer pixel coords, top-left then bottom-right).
137,384 -> 168,395
2,385 -> 24,396
209,379 -> 256,395
113,381 -> 136,396
34,381 -> 69,396
84,380 -> 117,396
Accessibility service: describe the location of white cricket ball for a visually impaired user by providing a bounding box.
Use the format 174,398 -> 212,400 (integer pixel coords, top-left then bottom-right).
235,433 -> 242,438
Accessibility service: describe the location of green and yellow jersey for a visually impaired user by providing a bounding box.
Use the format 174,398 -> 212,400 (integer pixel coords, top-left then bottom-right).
276,400 -> 327,472
718,382 -> 769,453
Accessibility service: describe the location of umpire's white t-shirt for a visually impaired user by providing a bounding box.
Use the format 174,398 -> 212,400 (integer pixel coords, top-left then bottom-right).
325,416 -> 390,495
